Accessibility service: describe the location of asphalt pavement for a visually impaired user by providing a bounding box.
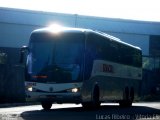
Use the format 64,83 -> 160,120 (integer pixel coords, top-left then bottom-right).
0,102 -> 160,120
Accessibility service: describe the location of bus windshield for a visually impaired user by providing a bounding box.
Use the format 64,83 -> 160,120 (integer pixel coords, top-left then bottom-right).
26,32 -> 84,83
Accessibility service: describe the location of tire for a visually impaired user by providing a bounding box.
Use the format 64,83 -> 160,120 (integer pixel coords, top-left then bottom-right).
92,87 -> 100,108
124,87 -> 129,100
119,100 -> 132,107
41,102 -> 52,110
119,87 -> 133,107
82,86 -> 100,109
82,102 -> 92,109
130,87 -> 134,101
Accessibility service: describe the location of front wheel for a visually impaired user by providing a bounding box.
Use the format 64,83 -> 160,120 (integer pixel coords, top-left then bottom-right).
92,87 -> 100,108
41,102 -> 52,110
82,102 -> 92,109
82,87 -> 100,109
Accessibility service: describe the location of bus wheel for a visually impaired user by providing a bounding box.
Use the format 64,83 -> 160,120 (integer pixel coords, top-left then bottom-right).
119,100 -> 132,107
92,86 -> 100,108
119,87 -> 132,107
130,87 -> 134,101
82,87 -> 100,109
82,102 -> 92,109
41,101 -> 52,110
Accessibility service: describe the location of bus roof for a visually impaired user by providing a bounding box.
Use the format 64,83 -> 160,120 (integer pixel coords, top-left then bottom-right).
32,27 -> 89,34
32,27 -> 141,51
93,31 -> 141,50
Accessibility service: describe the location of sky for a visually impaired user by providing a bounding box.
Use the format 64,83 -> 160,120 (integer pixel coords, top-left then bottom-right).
0,0 -> 160,22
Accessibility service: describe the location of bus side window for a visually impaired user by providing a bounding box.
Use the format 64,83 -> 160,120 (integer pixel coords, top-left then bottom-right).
84,33 -> 99,80
96,36 -> 109,60
110,41 -> 119,63
88,34 -> 108,60
119,45 -> 132,66
132,49 -> 142,67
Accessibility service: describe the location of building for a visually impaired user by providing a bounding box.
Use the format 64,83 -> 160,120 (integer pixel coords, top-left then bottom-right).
1,7 -> 160,56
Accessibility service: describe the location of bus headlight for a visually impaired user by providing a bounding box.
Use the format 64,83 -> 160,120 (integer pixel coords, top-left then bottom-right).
67,88 -> 79,93
27,87 -> 33,92
66,87 -> 80,93
71,88 -> 78,93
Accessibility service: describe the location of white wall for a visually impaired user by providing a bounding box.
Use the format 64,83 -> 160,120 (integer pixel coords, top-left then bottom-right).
0,22 -> 149,55
0,8 -> 76,27
1,8 -> 160,35
1,8 -> 159,55
0,23 -> 39,48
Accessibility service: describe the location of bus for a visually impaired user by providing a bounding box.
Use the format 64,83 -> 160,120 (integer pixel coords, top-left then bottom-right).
20,26 -> 142,110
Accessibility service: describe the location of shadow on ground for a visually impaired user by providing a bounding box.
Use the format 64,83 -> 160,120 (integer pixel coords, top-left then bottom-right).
20,105 -> 160,120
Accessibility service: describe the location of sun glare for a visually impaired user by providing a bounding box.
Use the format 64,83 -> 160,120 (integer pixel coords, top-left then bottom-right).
48,24 -> 63,34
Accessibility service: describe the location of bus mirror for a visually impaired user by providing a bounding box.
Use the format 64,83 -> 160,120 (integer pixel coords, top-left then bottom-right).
19,46 -> 28,64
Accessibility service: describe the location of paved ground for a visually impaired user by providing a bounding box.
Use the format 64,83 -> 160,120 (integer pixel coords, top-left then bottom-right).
0,102 -> 160,120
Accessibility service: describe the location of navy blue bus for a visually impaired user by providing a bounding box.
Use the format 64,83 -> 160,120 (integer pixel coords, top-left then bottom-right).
21,26 -> 142,110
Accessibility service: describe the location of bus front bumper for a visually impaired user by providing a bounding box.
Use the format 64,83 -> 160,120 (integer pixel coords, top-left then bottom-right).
26,91 -> 82,103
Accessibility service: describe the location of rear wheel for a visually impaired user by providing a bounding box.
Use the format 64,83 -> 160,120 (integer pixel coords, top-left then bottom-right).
119,87 -> 133,107
41,101 -> 52,110
119,100 -> 132,107
130,87 -> 134,101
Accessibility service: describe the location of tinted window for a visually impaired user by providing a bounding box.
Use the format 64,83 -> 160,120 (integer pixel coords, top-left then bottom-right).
86,32 -> 142,68
27,32 -> 85,83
